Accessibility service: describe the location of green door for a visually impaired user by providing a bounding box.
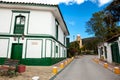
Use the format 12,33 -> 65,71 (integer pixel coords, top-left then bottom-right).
11,43 -> 23,60
111,42 -> 120,63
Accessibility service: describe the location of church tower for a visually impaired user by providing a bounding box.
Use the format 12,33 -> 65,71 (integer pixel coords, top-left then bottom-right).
76,34 -> 82,48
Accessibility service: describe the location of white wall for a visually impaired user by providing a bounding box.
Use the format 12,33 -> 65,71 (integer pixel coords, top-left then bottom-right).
0,39 -> 9,57
58,25 -> 64,44
97,47 -> 101,59
28,11 -> 53,35
45,39 -> 52,57
26,39 -> 42,58
0,9 -> 11,33
106,44 -> 112,63
104,43 -> 107,60
0,8 -> 67,59
51,14 -> 56,38
98,43 -> 113,63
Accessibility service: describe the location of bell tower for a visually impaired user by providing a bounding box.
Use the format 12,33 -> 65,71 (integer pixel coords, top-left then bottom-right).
76,34 -> 82,48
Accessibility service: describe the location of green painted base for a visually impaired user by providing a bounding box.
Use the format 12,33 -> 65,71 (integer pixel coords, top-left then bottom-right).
0,58 -> 7,65
0,57 -> 66,66
21,58 -> 66,66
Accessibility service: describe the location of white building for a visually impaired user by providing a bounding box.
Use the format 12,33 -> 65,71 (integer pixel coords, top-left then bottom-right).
0,1 -> 69,66
98,34 -> 120,64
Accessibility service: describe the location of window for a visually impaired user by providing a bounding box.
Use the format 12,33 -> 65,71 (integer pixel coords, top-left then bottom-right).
14,14 -> 25,34
104,46 -> 107,58
64,35 -> 65,45
56,46 -> 58,53
100,47 -> 103,55
55,20 -> 58,40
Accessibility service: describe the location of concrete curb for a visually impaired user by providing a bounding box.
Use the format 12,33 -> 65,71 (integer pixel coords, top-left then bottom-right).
49,58 -> 74,80
92,58 -> 120,75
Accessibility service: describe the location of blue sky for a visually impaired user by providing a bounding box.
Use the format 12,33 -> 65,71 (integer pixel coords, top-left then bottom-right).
59,1 -> 111,41
3,0 -> 113,41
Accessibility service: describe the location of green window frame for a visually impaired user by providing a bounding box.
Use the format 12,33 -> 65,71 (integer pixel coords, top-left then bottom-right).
56,46 -> 58,53
64,35 -> 65,45
14,14 -> 25,34
55,20 -> 59,40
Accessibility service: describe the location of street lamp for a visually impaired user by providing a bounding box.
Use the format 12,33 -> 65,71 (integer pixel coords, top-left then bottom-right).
13,34 -> 25,43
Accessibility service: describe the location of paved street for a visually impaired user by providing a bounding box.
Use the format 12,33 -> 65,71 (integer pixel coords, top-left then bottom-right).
54,55 -> 120,80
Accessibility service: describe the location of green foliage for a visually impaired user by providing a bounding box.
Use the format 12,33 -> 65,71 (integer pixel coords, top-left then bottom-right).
67,41 -> 81,57
86,11 -> 107,40
104,0 -> 120,39
82,37 -> 100,55
105,0 -> 120,22
86,0 -> 120,41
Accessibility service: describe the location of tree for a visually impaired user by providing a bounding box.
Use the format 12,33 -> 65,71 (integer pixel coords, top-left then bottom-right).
86,11 -> 107,41
105,0 -> 120,22
67,41 -> 81,57
86,2 -> 120,40
104,0 -> 120,39
82,37 -> 100,55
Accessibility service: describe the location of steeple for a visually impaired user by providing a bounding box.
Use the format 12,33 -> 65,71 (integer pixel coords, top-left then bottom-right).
76,34 -> 82,48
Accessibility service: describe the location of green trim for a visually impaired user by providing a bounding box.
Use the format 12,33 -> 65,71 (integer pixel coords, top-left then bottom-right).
56,45 -> 58,53
12,10 -> 30,13
20,58 -> 65,66
25,39 -> 43,58
0,58 -> 7,65
12,10 -> 30,34
0,34 -> 67,48
55,19 -> 59,25
55,19 -> 59,40
14,15 -> 25,34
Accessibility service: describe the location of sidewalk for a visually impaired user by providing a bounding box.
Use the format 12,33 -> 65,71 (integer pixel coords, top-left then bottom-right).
0,66 -> 53,80
50,57 -> 74,80
93,57 -> 120,74
0,58 -> 74,80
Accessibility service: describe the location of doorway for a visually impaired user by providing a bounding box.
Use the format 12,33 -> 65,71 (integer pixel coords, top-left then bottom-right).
11,43 -> 23,60
111,42 -> 120,63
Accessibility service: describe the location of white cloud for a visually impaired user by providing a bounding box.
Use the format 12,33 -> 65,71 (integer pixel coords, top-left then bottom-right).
2,0 -> 85,5
98,0 -> 113,6
74,0 -> 85,4
68,21 -> 75,26
2,0 -> 112,6
89,0 -> 97,3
